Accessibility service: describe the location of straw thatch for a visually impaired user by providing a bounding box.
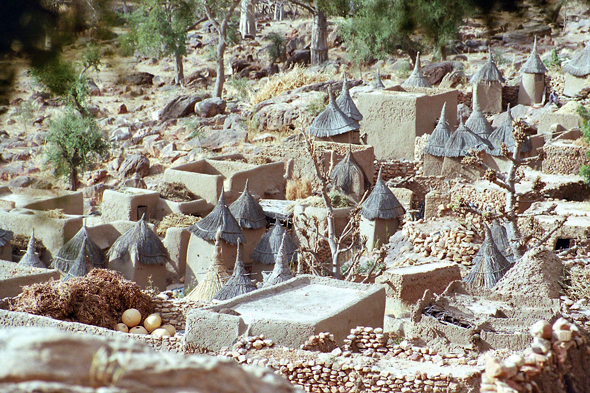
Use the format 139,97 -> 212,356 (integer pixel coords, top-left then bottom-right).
262,233 -> 295,288
521,37 -> 547,74
336,75 -> 363,122
373,69 -> 385,89
0,228 -> 13,247
465,89 -> 493,137
360,168 -> 405,220
563,44 -> 590,77
402,53 -> 432,88
488,104 -> 533,156
251,221 -> 298,265
490,219 -> 515,264
18,230 -> 45,269
187,229 -> 230,302
423,103 -> 452,157
463,225 -> 512,289
189,193 -> 245,244
63,238 -> 89,281
442,118 -> 491,157
52,225 -> 105,273
213,240 -> 257,301
307,86 -> 360,138
229,180 -> 267,230
470,48 -> 505,84
107,217 -> 170,265
329,147 -> 370,198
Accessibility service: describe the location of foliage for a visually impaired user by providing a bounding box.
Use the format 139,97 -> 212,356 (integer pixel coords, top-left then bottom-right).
267,32 -> 287,63
306,95 -> 327,116
183,117 -> 205,142
15,100 -> 39,133
543,48 -> 564,71
226,76 -> 250,100
493,48 -> 510,66
577,105 -> 590,184
45,108 -> 109,189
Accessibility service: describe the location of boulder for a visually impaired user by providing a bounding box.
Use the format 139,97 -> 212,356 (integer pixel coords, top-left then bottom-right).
200,129 -> 248,150
160,95 -> 206,121
284,50 -> 311,70
421,62 -> 455,85
195,98 -> 226,118
118,154 -> 150,178
117,72 -> 154,86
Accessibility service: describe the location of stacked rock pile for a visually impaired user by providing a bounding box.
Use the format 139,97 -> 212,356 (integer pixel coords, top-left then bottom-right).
403,222 -> 481,266
152,291 -> 204,330
134,333 -> 184,353
560,296 -> 590,331
452,184 -> 505,214
480,318 -> 586,393
343,326 -> 388,356
301,332 -> 337,352
375,160 -> 419,182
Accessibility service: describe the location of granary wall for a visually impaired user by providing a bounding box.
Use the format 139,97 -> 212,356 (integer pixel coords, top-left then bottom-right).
518,73 -> 545,105
473,82 -> 503,113
563,72 -> 590,97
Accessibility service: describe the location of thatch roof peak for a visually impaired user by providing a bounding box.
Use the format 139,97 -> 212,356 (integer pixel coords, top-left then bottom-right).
442,118 -> 491,157
402,52 -> 432,88
336,75 -> 363,122
490,219 -> 514,264
470,47 -> 505,84
63,238 -> 89,281
107,217 -> 170,265
563,44 -> 590,77
52,225 -> 105,273
522,37 -> 547,74
463,224 -> 512,288
229,180 -> 267,230
18,230 -> 45,269
466,89 -> 493,137
262,233 -> 295,288
307,86 -> 360,138
251,221 -> 297,265
0,228 -> 13,247
360,168 -> 405,220
488,104 -> 532,156
190,192 -> 245,244
424,103 -> 453,157
330,147 -> 370,198
213,240 -> 257,301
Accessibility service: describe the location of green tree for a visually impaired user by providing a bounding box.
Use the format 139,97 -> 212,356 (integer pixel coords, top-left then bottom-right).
45,109 -> 109,191
198,0 -> 241,98
577,105 -> 590,184
124,0 -> 194,85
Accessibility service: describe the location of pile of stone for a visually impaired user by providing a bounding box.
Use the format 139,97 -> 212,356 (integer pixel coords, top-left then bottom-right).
301,332 -> 337,352
375,160 -> 419,181
234,334 -> 275,352
560,296 -> 590,330
480,318 -> 587,393
452,184 -> 506,214
153,291 -> 204,330
135,332 -> 185,352
343,326 -> 388,356
404,223 -> 481,265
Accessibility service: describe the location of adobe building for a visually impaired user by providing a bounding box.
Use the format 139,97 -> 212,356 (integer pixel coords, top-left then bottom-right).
356,88 -> 457,160
423,104 -> 452,176
440,118 -> 491,180
563,44 -> 590,97
470,48 -> 505,113
307,86 -> 361,144
329,148 -> 370,201
518,37 -> 548,105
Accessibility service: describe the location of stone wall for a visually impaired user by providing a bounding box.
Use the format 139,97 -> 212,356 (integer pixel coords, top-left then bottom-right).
542,142 -> 590,175
376,160 -> 420,182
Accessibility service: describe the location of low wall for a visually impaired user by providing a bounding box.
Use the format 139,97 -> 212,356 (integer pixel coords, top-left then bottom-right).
542,142 -> 590,175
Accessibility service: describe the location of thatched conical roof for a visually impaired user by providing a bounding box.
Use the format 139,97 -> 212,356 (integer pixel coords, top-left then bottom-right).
424,103 -> 452,157
188,228 -> 231,302
63,238 -> 89,281
522,37 -> 547,74
307,86 -> 360,138
229,180 -> 267,230
442,118 -> 491,157
488,104 -> 533,156
18,230 -> 45,269
189,193 -> 245,244
213,240 -> 257,301
373,69 -> 385,89
107,216 -> 170,265
360,168 -> 405,220
563,44 -> 590,77
336,75 -> 363,122
0,228 -> 13,248
470,47 -> 505,84
251,221 -> 297,265
52,224 -> 105,273
490,219 -> 515,264
466,89 -> 493,137
463,225 -> 512,289
330,147 -> 370,198
402,53 -> 432,88
262,233 -> 295,288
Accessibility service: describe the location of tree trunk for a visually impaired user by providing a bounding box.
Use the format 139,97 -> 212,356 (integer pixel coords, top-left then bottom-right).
274,1 -> 284,21
70,166 -> 78,191
214,28 -> 227,98
175,53 -> 184,86
440,45 -> 447,61
239,0 -> 256,38
311,7 -> 328,65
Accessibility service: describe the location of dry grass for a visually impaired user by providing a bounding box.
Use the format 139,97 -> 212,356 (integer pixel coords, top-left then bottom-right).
251,65 -> 333,104
157,182 -> 197,202
286,177 -> 313,200
156,213 -> 201,237
11,269 -> 154,329
573,137 -> 590,147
